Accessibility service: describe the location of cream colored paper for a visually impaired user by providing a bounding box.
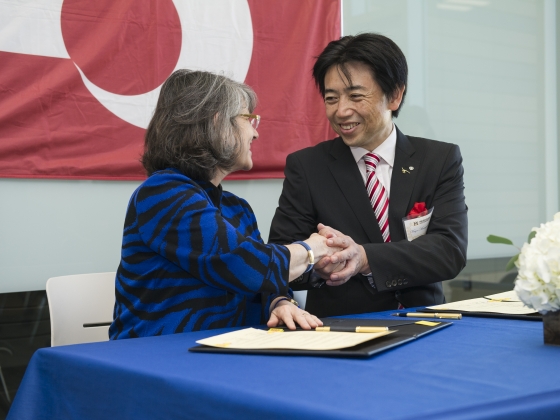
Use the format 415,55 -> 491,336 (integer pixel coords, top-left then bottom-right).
196,328 -> 394,351
427,291 -> 536,315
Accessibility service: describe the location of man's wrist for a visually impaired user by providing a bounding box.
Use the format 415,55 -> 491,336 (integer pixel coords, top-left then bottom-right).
358,245 -> 371,275
359,267 -> 372,275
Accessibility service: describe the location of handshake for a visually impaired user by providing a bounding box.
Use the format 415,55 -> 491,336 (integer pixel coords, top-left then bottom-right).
305,223 -> 371,287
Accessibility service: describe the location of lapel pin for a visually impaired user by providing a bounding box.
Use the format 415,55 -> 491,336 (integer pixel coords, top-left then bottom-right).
409,166 -> 414,171
401,168 -> 410,174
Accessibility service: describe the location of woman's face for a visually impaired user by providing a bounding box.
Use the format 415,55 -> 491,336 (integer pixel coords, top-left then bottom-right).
232,108 -> 259,172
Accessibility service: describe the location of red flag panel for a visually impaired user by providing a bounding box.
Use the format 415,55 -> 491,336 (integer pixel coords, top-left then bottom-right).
0,0 -> 340,181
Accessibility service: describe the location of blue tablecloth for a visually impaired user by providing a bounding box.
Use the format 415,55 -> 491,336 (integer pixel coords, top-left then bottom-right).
7,311 -> 560,420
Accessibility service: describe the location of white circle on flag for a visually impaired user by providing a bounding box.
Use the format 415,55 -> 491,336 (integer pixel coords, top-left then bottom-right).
74,0 -> 253,129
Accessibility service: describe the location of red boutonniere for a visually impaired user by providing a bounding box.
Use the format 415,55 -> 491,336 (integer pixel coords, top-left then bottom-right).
407,202 -> 428,219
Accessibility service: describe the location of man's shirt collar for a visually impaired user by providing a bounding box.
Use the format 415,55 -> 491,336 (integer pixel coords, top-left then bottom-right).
350,124 -> 396,167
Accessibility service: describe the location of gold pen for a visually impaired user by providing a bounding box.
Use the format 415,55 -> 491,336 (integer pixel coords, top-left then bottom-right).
315,326 -> 389,333
392,312 -> 462,320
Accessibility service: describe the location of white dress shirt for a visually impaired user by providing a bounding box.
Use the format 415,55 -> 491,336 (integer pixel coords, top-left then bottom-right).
350,124 -> 396,197
309,126 -> 397,290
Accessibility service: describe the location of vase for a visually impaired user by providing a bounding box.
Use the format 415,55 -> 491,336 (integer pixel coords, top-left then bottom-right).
543,311 -> 560,345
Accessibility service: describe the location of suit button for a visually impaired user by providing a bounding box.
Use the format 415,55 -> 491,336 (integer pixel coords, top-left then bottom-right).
398,279 -> 402,285
385,280 -> 391,288
392,279 -> 397,286
403,279 -> 408,285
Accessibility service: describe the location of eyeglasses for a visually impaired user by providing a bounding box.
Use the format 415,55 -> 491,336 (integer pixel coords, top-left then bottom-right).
238,114 -> 260,129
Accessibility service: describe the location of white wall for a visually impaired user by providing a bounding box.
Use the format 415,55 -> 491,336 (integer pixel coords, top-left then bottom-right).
0,178 -> 283,293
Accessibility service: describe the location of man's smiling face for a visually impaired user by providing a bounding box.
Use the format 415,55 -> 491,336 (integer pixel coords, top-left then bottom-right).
323,61 -> 403,151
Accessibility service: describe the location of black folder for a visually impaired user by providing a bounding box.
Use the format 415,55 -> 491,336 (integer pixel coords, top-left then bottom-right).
420,308 -> 543,322
188,317 -> 452,358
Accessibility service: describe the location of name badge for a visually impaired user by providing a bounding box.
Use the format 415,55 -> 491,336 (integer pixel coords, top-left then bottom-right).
402,207 -> 433,241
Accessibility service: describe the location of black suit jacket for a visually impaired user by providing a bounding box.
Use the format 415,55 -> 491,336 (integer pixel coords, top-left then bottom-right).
269,127 -> 468,317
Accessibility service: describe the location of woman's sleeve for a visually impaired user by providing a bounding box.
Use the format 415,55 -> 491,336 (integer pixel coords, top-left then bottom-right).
135,175 -> 291,296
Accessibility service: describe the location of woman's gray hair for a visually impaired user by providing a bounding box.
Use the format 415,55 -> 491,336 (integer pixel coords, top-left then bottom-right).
142,69 -> 257,180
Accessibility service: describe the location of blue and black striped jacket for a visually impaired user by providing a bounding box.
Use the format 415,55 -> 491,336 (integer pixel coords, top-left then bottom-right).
110,169 -> 290,339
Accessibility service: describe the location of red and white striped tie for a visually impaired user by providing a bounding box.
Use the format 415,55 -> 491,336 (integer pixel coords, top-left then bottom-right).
364,153 -> 391,243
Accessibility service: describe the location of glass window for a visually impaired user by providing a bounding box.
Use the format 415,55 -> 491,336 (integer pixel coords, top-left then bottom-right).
343,0 -> 558,299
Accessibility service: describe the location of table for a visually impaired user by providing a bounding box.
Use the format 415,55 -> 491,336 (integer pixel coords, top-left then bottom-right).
7,310 -> 560,420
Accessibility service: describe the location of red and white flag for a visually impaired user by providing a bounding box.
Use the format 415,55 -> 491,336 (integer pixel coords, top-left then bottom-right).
0,0 -> 340,180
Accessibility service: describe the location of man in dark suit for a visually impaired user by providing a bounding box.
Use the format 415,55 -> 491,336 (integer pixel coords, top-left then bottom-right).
269,33 -> 468,318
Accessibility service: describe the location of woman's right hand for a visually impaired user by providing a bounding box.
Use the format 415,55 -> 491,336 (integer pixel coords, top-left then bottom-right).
304,233 -> 347,283
304,232 -> 341,261
285,233 -> 343,282
312,224 -> 370,286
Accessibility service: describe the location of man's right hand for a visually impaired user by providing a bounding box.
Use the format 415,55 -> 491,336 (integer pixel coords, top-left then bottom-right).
315,223 -> 370,286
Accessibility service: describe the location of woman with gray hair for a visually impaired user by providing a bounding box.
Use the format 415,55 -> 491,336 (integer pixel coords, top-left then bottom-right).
110,69 -> 337,338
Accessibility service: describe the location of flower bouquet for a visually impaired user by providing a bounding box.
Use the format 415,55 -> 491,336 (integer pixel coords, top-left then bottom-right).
488,213 -> 560,345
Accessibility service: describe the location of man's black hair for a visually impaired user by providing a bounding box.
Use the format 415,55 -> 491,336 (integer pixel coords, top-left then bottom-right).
313,33 -> 408,117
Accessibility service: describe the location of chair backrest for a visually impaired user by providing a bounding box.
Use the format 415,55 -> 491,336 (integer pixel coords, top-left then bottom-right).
46,272 -> 116,347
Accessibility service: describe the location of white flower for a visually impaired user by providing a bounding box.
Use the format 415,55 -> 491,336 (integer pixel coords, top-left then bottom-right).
514,212 -> 560,314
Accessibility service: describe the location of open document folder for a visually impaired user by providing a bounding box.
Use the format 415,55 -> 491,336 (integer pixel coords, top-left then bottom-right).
189,318 -> 452,358
195,328 -> 394,351
425,291 -> 541,320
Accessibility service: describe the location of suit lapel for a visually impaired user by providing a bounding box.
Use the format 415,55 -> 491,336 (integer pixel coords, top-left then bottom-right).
389,127 -> 421,241
327,139 -> 383,243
